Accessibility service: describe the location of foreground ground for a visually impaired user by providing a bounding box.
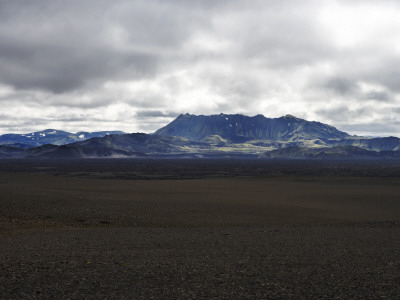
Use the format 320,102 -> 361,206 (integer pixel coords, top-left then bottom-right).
1,159 -> 400,298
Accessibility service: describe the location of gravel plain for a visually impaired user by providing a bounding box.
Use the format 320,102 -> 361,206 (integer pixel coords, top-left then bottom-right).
1,160 -> 400,299
1,224 -> 400,299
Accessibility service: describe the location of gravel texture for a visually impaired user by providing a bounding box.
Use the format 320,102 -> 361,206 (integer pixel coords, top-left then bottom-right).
1,164 -> 400,299
1,225 -> 400,299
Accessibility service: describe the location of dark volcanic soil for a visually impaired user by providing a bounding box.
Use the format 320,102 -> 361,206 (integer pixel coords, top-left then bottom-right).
2,225 -> 400,299
1,159 -> 400,299
1,158 -> 400,179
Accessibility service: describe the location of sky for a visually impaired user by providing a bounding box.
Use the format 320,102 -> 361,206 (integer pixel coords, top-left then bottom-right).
0,0 -> 400,136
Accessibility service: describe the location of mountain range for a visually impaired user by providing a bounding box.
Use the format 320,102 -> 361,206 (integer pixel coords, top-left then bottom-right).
1,113 -> 400,159
0,129 -> 125,147
155,113 -> 349,142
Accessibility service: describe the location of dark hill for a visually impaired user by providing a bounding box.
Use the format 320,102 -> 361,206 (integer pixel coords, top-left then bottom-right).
262,145 -> 400,160
0,145 -> 25,158
340,136 -> 400,151
26,133 -> 210,158
155,113 -> 349,142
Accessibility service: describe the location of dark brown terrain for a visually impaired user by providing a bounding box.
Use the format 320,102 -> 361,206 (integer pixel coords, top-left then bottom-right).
1,159 -> 400,299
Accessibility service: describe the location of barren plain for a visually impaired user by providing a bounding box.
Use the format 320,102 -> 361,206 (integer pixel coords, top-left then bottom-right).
1,159 -> 400,299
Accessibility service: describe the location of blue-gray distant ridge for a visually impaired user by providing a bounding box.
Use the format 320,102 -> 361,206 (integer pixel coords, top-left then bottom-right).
0,129 -> 125,148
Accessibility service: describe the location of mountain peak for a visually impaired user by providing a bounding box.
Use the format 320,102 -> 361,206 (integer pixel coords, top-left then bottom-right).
281,114 -> 301,120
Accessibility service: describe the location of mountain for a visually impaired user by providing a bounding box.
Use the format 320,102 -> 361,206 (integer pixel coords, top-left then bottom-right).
25,133 -> 211,159
0,129 -> 125,147
1,113 -> 400,160
155,113 -> 349,142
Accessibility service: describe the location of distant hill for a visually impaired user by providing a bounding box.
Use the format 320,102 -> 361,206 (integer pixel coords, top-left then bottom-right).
155,113 -> 349,142
340,136 -> 400,151
262,146 -> 400,160
0,129 -> 125,147
0,145 -> 25,158
25,133 -> 211,159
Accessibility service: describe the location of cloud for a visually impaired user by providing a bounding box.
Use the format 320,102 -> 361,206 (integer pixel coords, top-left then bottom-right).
323,78 -> 358,96
338,122 -> 400,137
134,110 -> 179,118
1,0 -> 400,136
0,1 -> 170,93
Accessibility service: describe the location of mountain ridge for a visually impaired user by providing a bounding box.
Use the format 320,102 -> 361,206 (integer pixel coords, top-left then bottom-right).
1,113 -> 400,159
0,129 -> 125,147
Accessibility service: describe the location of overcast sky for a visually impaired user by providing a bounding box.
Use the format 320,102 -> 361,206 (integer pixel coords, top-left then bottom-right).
0,0 -> 399,136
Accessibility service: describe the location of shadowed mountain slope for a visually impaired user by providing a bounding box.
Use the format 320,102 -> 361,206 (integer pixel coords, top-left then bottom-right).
0,145 -> 25,158
26,133 -> 210,158
0,129 -> 125,147
340,136 -> 400,151
262,145 -> 400,159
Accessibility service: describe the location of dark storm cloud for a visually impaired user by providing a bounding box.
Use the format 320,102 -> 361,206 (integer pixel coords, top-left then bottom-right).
363,91 -> 391,102
134,111 -> 179,118
366,61 -> 400,93
316,106 -> 372,123
0,0 -> 333,94
0,0 -> 215,93
0,42 -> 158,93
320,77 -> 394,103
329,55 -> 400,96
323,78 -> 358,96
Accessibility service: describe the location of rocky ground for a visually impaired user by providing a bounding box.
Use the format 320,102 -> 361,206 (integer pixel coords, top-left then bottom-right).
1,160 -> 400,299
1,224 -> 400,299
